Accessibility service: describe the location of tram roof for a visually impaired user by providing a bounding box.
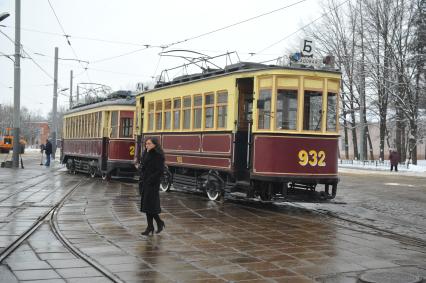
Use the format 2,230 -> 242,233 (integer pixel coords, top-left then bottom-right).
141,62 -> 341,95
65,96 -> 135,115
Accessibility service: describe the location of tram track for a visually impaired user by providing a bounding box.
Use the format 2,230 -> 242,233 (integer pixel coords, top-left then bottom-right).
0,177 -> 123,283
216,190 -> 426,247
0,170 -> 64,202
266,198 -> 426,248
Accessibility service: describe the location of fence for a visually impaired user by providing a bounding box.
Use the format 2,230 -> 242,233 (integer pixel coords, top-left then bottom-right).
339,159 -> 410,168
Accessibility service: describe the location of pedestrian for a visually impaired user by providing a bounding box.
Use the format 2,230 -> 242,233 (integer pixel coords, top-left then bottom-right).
44,139 -> 52,167
139,137 -> 165,236
40,143 -> 45,165
389,149 -> 400,172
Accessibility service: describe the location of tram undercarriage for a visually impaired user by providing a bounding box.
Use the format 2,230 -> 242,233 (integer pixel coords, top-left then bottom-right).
161,166 -> 337,202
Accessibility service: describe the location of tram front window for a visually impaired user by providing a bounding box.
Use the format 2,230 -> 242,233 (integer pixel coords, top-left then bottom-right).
303,91 -> 323,131
327,92 -> 337,131
258,89 -> 271,129
276,89 -> 297,130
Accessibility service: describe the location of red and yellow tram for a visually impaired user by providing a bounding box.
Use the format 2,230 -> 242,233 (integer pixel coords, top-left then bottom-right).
135,62 -> 340,201
61,93 -> 136,179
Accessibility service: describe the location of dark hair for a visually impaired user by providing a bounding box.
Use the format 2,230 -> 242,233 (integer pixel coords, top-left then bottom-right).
145,137 -> 164,156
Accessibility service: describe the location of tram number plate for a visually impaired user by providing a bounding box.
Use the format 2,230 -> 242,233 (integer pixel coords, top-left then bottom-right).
129,145 -> 135,156
176,156 -> 183,163
298,150 -> 326,167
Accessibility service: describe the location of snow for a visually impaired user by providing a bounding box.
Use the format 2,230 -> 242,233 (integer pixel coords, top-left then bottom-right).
339,159 -> 426,175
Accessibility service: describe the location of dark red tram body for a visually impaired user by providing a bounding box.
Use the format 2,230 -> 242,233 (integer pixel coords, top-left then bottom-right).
136,62 -> 341,201
61,94 -> 136,179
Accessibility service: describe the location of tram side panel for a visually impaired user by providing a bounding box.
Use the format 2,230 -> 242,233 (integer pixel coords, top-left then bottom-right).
252,135 -> 338,184
107,139 -> 136,176
62,138 -> 103,172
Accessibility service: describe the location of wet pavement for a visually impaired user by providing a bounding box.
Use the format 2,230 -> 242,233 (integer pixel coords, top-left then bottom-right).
0,152 -> 425,282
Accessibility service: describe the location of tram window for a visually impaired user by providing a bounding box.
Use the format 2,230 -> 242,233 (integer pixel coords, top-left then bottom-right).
327,92 -> 337,131
183,96 -> 191,129
155,100 -> 163,131
164,100 -> 171,130
204,93 -> 214,128
120,117 -> 133,137
193,95 -> 202,129
97,112 -> 102,137
303,91 -> 323,131
217,91 -> 228,128
173,98 -> 181,130
111,111 -> 119,138
148,102 -> 154,131
276,89 -> 297,130
258,89 -> 271,129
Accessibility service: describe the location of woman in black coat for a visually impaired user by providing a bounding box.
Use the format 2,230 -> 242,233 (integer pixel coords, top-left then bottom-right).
139,137 -> 165,236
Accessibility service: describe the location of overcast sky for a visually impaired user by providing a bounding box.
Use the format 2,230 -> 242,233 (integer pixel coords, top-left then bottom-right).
0,0 -> 321,117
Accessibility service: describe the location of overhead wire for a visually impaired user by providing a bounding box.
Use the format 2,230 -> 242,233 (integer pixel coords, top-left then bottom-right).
47,0 -> 91,83
89,0 -> 311,65
248,0 -> 352,60
162,0 -> 310,48
0,25 -> 157,47
0,30 -> 54,80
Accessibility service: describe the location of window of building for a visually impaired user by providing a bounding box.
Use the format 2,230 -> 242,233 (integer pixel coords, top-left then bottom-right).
148,102 -> 154,131
120,117 -> 133,137
155,100 -> 163,131
183,96 -> 191,129
303,90 -> 323,131
217,91 -> 228,128
193,95 -> 202,129
276,89 -> 297,130
164,99 -> 171,130
258,89 -> 272,129
173,98 -> 181,130
327,92 -> 337,131
204,93 -> 214,128
111,111 -> 118,138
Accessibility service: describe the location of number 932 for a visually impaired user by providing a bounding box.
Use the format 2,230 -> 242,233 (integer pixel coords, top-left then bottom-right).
298,150 -> 326,167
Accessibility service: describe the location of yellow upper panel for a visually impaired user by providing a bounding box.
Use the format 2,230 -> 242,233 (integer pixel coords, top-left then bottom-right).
136,67 -> 341,135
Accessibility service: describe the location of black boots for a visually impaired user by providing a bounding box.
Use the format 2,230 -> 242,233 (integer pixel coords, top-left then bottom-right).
141,227 -> 154,236
156,220 -> 165,234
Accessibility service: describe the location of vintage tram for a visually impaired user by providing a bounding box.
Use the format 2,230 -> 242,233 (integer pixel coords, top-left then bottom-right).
61,92 -> 136,179
135,62 -> 340,201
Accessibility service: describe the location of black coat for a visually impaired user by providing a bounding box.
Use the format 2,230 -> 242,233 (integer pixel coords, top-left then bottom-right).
139,149 -> 164,214
45,141 -> 52,155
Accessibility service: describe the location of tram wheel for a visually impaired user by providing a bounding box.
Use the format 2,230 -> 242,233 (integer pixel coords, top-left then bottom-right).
89,167 -> 97,178
259,190 -> 272,201
206,179 -> 222,201
160,167 -> 172,192
324,184 -> 337,199
101,172 -> 111,181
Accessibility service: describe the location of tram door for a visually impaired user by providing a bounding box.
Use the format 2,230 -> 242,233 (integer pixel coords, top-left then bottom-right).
234,77 -> 254,180
101,111 -> 110,171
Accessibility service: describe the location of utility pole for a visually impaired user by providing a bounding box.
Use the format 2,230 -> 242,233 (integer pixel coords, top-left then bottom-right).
12,0 -> 21,168
52,47 -> 58,159
69,70 -> 73,108
77,84 -> 80,104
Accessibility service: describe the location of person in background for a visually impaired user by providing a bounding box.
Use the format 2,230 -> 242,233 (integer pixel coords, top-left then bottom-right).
44,139 -> 52,167
389,149 -> 400,172
139,137 -> 165,236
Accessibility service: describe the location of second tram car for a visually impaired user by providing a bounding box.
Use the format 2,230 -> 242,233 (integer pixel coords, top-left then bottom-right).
135,62 -> 340,201
61,93 -> 136,179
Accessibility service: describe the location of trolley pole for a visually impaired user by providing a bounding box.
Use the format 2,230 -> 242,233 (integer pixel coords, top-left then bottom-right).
12,0 -> 21,168
69,70 -> 73,108
52,47 -> 58,159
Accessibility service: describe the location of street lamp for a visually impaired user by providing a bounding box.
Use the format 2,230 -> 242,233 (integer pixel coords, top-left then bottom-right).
0,12 -> 10,22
